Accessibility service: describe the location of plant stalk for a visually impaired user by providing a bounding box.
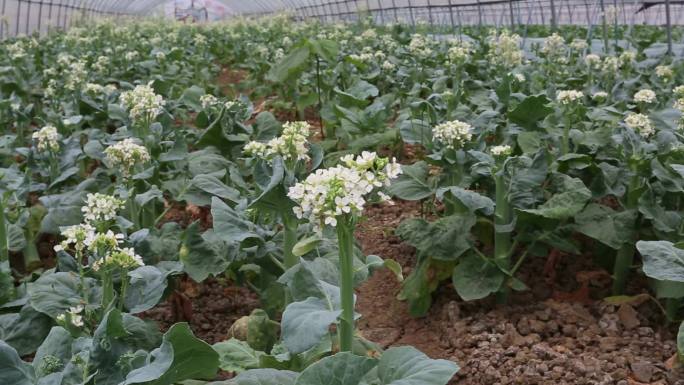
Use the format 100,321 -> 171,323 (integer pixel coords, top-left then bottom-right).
282,214 -> 299,269
612,172 -> 640,295
336,217 -> 355,352
494,172 -> 511,303
0,198 -> 7,261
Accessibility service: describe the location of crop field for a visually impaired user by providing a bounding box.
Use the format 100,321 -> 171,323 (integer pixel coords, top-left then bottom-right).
1,16 -> 684,385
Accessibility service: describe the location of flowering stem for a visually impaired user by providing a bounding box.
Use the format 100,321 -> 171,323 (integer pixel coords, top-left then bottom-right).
336,216 -> 355,352
612,171 -> 640,295
0,198 -> 7,261
561,114 -> 571,156
102,269 -> 115,311
494,171 -> 511,303
282,214 -> 299,269
118,268 -> 128,312
76,251 -> 88,304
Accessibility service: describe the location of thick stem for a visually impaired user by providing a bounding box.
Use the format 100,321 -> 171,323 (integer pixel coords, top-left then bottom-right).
612,172 -> 640,295
336,217 -> 355,352
0,199 -> 7,261
494,172 -> 511,303
282,214 -> 299,269
665,298 -> 680,324
118,268 -> 128,312
315,55 -> 324,139
561,115 -> 571,156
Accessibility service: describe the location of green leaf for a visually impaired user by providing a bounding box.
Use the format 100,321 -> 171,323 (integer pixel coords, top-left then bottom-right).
309,39 -> 339,62
213,368 -> 297,385
281,296 -> 341,354
33,326 -> 72,377
28,272 -> 101,317
181,222 -> 229,282
180,86 -> 206,111
387,162 -> 432,201
292,235 -> 323,257
396,214 -> 475,261
213,339 -> 263,373
575,204 -> 637,249
636,241 -> 684,282
267,46 -> 311,83
452,254 -> 505,301
192,174 -> 241,203
125,323 -> 219,384
509,95 -> 553,130
294,352 -> 376,385
436,187 -> 494,215
399,119 -> 432,146
125,263 -> 183,313
520,174 -> 591,220
376,346 -> 459,385
517,131 -> 542,154
0,304 -> 52,356
212,197 -> 263,244
0,341 -> 35,385
335,79 -> 379,106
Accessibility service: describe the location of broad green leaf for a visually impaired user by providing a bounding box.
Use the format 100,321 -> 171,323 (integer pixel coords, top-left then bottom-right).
575,204 -> 637,249
281,297 -> 341,354
192,174 -> 241,203
399,119 -> 432,146
294,352 -> 376,385
396,214 -> 475,261
520,175 -> 590,220
28,272 -> 101,317
292,235 -> 323,257
517,131 -> 542,154
309,39 -> 339,62
452,254 -> 505,301
376,346 -> 459,385
0,341 -> 35,385
508,95 -> 553,130
125,263 -> 183,313
636,241 -> 684,282
125,323 -> 219,384
213,339 -> 263,373
33,327 -> 72,377
211,197 -> 263,244
0,304 -> 51,356
180,86 -> 206,111
436,187 -> 494,215
387,161 -> 432,201
267,46 -> 310,83
212,368 -> 297,385
181,222 -> 229,282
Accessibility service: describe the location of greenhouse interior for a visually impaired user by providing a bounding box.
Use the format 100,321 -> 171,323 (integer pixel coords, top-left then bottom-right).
2,0 -> 684,384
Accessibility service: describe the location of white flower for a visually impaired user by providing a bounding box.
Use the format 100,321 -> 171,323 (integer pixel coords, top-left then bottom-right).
125,51 -> 139,61
592,91 -> 608,101
602,56 -> 620,73
58,305 -> 84,327
381,60 -> 396,71
408,34 -> 433,58
624,113 -> 654,138
65,61 -> 87,91
155,52 -> 166,61
570,40 -> 588,51
245,121 -> 310,163
512,73 -> 525,82
619,51 -> 636,65
87,230 -> 124,252
93,55 -> 109,73
83,83 -> 104,95
119,83 -> 165,122
634,89 -> 657,104
55,224 -> 96,253
487,30 -> 523,68
81,193 -> 124,224
447,41 -> 472,64
32,125 -> 61,152
584,54 -> 601,69
287,153 -> 401,229
656,65 -> 673,80
104,138 -> 151,178
674,85 -> 684,99
541,33 -> 567,62
490,145 -> 512,157
556,90 -> 584,105
200,94 -> 219,109
432,120 -> 473,149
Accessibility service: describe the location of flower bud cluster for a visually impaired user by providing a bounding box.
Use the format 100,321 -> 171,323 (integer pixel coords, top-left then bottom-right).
432,120 -> 473,149
104,138 -> 151,178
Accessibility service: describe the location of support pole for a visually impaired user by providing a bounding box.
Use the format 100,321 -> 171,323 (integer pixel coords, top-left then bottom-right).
550,0 -> 557,30
665,0 -> 673,55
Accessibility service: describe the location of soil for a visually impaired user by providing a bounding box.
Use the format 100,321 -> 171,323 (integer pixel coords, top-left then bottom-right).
355,200 -> 684,385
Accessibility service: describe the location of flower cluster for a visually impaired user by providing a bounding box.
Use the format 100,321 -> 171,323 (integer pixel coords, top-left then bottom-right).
82,193 -> 124,224
119,83 -> 165,122
624,113 -> 655,138
633,89 -> 656,104
244,121 -> 310,163
490,145 -> 512,157
602,56 -> 620,73
541,33 -> 567,62
32,125 -> 60,153
432,120 -> 473,149
592,91 -> 608,102
104,138 -> 151,178
200,94 -> 219,109
381,60 -> 396,71
584,54 -> 601,69
54,223 -> 95,253
408,34 -> 433,58
56,305 -> 84,327
447,40 -> 472,64
92,247 -> 143,271
287,152 -> 401,228
556,90 -> 584,105
655,65 -> 673,81
570,40 -> 588,51
487,30 -> 523,69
